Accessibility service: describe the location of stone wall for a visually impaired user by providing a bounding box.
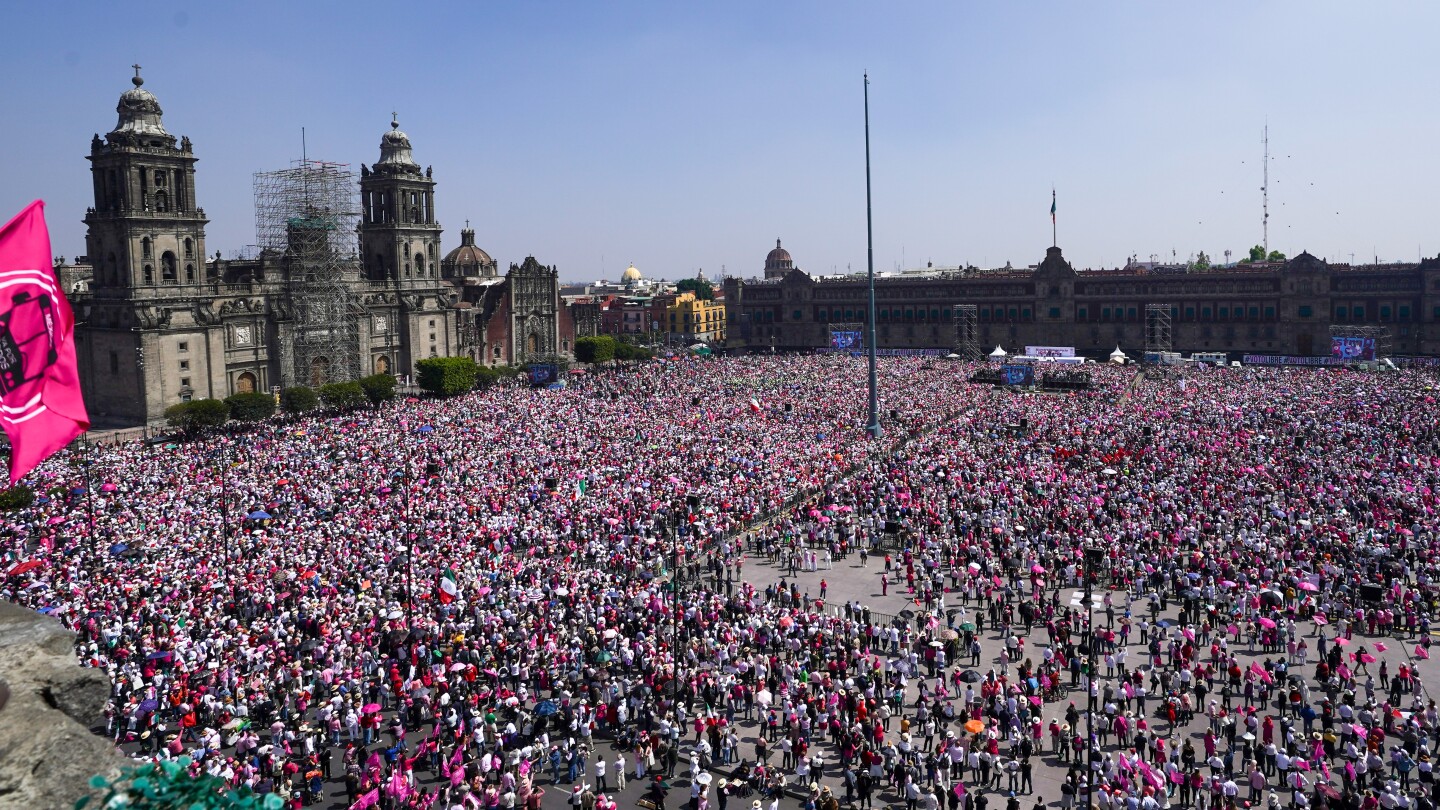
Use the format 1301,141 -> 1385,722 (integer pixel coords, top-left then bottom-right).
0,601 -> 119,806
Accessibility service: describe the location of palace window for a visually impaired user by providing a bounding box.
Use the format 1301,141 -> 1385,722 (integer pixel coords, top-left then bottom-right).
1380,305 -> 1392,321
1335,306 -> 1347,321
1298,306 -> 1312,318
1399,305 -> 1411,320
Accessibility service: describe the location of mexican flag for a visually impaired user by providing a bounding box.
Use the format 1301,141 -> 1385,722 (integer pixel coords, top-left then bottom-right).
436,567 -> 459,604
1050,190 -> 1056,224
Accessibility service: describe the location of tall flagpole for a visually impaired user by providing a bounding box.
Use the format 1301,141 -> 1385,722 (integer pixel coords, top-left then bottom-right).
1052,187 -> 1057,247
864,73 -> 881,440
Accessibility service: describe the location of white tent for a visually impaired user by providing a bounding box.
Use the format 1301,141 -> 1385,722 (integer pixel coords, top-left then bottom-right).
988,345 -> 1008,359
1109,346 -> 1129,364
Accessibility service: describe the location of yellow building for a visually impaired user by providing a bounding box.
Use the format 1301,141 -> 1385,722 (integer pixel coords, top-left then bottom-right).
666,291 -> 726,344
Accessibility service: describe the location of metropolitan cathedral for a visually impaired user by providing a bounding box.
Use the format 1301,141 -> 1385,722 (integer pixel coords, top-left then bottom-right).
60,69 -> 577,426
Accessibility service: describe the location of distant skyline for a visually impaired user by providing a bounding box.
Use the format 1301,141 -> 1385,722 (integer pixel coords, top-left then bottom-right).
5,1 -> 1439,283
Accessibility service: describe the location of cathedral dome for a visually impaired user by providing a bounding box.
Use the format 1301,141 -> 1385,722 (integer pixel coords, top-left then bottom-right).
764,238 -> 794,277
375,116 -> 419,171
442,227 -> 497,278
621,264 -> 643,283
109,69 -> 173,145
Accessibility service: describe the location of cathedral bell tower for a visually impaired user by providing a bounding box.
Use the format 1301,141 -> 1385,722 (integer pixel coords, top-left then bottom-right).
358,116 -> 442,286
84,66 -> 207,296
357,117 -> 449,375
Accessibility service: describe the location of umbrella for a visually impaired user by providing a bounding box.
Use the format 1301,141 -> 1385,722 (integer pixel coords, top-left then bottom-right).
1260,591 -> 1283,606
222,718 -> 248,731
299,639 -> 321,652
109,543 -> 129,556
959,670 -> 982,683
387,609 -> 403,620
899,609 -> 915,619
246,510 -> 272,520
1257,617 -> 1277,629
146,650 -> 172,661
1102,468 -> 1117,476
100,482 -> 117,492
1297,582 -> 1318,592
418,426 -> 435,434
535,700 -> 559,717
138,699 -> 159,712
5,560 -> 43,577
1030,564 -> 1046,574
964,719 -> 985,734
449,663 -> 467,672
362,703 -> 381,714
959,622 -> 976,632
70,487 -> 86,495
697,773 -> 713,787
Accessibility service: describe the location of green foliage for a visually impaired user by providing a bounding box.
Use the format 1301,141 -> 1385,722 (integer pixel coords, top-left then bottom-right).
416,356 -> 479,397
1267,250 -> 1286,262
318,381 -> 367,411
223,392 -> 276,423
574,335 -> 617,365
676,278 -> 716,300
1247,245 -> 1266,263
474,365 -> 500,388
81,756 -> 281,809
1191,251 -> 1210,271
279,386 -> 318,414
164,399 -> 231,433
359,373 -> 397,405
0,485 -> 35,511
613,342 -> 653,361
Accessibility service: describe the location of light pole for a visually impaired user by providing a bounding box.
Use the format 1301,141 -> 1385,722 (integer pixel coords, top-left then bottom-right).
1082,542 -> 1105,805
217,440 -> 232,561
72,439 -> 98,567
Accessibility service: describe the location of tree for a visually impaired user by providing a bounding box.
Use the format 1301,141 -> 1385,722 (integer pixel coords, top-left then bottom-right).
280,386 -> 318,414
474,365 -> 500,388
1246,245 -> 1266,263
224,392 -> 276,422
318,381 -> 367,411
1191,251 -> 1211,271
0,485 -> 35,511
1267,250 -> 1286,262
359,373 -> 397,406
164,399 -> 230,433
415,356 -> 479,397
676,278 -> 715,301
574,336 -> 617,365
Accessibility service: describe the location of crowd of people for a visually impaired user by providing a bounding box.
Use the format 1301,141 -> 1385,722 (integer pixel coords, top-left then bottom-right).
1,355 -> 1438,810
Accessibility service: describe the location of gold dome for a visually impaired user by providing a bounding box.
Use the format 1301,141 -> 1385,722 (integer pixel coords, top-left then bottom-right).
621,264 -> 643,283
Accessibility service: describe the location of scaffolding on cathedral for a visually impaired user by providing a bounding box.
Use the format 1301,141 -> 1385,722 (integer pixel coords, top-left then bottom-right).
254,161 -> 363,387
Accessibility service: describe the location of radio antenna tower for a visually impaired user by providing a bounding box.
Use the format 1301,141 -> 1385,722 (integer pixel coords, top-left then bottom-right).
1262,124 -> 1269,258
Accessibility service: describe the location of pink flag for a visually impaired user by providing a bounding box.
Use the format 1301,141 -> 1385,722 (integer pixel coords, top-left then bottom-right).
0,201 -> 89,483
1415,646 -> 1430,660
1374,642 -> 1387,652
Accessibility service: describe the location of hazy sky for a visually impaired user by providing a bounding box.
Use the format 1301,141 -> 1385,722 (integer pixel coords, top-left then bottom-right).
6,1 -> 1438,282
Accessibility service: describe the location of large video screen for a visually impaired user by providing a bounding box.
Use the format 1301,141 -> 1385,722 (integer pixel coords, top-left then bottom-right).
528,363 -> 559,386
1000,363 -> 1035,386
830,330 -> 863,350
1330,337 -> 1376,362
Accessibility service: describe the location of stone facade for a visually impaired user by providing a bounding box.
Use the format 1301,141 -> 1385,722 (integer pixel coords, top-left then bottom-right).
64,72 -> 572,425
725,244 -> 1440,358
